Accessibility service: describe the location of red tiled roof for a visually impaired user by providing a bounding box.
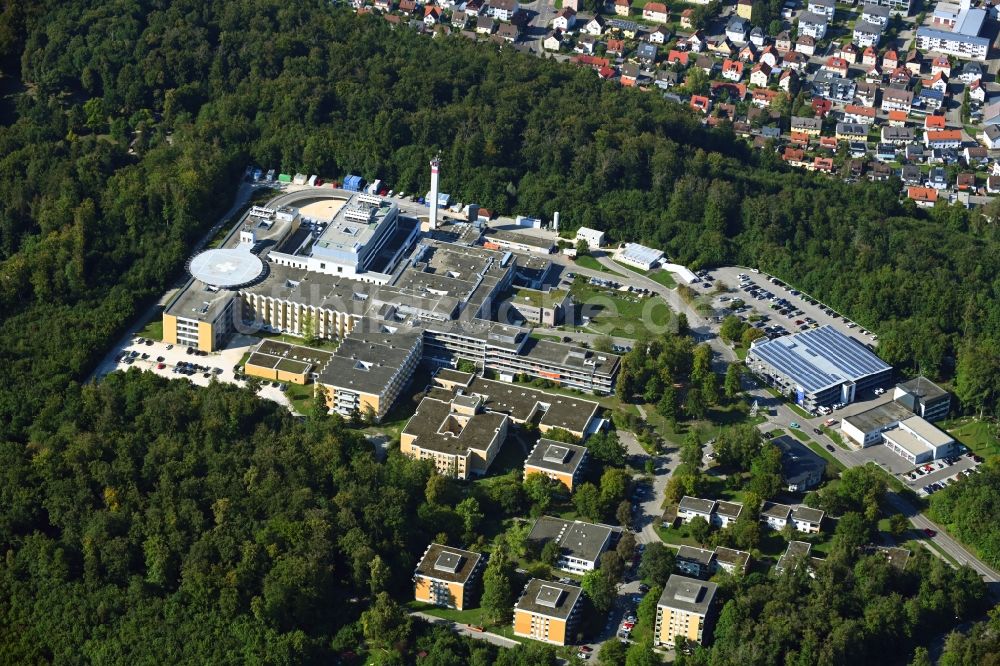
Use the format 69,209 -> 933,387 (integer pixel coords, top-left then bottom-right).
907,187 -> 937,202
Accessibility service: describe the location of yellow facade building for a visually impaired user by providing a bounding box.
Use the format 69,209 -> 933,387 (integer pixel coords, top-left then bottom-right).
513,579 -> 582,646
523,439 -> 587,491
654,575 -> 718,648
413,543 -> 484,611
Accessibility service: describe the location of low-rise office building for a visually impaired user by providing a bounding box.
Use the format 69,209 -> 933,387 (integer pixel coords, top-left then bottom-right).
575,227 -> 606,248
616,243 -> 664,271
654,575 -> 718,648
413,543 -> 485,610
243,339 -> 334,385
893,376 -> 950,422
746,325 -> 892,410
505,288 -> 570,326
524,439 -> 588,491
528,516 -> 614,573
842,401 -> 956,464
514,579 -> 583,645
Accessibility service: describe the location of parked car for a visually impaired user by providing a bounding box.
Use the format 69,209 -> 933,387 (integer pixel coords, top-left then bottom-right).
923,528 -> 937,537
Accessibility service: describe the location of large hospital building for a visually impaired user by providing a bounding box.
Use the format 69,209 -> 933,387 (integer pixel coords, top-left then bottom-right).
164,186 -> 620,418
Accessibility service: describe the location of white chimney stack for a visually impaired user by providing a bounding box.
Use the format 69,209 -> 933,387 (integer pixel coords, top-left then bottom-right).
553,211 -> 560,232
429,156 -> 441,230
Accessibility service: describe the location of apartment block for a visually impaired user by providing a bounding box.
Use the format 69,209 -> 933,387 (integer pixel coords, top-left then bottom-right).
654,575 -> 718,648
514,579 -> 583,645
413,543 -> 485,610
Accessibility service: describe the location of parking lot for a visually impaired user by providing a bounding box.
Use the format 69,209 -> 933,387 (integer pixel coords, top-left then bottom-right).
903,453 -> 984,496
109,334 -> 295,411
708,266 -> 878,349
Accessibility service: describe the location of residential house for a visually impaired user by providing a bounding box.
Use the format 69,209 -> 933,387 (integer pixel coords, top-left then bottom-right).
855,81 -> 879,106
959,61 -> 983,84
676,496 -> 716,524
795,35 -> 816,56
752,88 -> 782,107
726,16 -> 749,43
792,115 -> 823,136
737,0 -> 754,19
642,1 -> 669,23
904,146 -> 924,165
882,125 -> 915,145
864,64 -> 884,83
889,66 -> 911,86
738,44 -> 757,62
862,1 -> 890,25
666,50 -> 689,66
606,38 -> 625,56
956,172 -> 976,191
925,129 -> 962,149
931,55 -> 951,77
871,161 -> 893,180
930,166 -> 950,188
498,22 -> 521,42
783,50 -> 809,72
676,546 -> 716,579
983,100 -> 1000,125
798,12 -> 828,40
836,122 -> 870,141
488,0 -> 520,21
690,94 -> 712,113
374,0 -> 394,10
680,8 -> 694,29
451,10 -> 468,27
687,30 -> 707,52
904,50 -> 922,76
514,579 -> 582,645
808,0 -> 836,18
984,124 -> 1000,149
614,0 -> 631,16
571,53 -> 608,68
919,88 -> 945,111
819,135 -> 839,150
750,26 -> 766,47
791,131 -> 812,146
465,0 -> 484,15
542,28 -> 561,49
813,157 -> 835,172
812,97 -> 833,117
398,0 -> 417,13
881,88 -> 914,113
882,50 -> 899,70
583,15 -> 605,35
853,20 -> 883,48
844,104 -> 877,123
760,502 -> 825,534
414,543 -> 484,610
875,143 -> 897,161
476,15 -> 497,34
655,69 -> 680,89
928,71 -> 948,93
648,25 -> 671,43
964,145 -> 988,166
620,61 -> 639,86
862,46 -> 878,66
759,45 -> 779,68
778,68 -> 797,92
750,62 -> 771,87
722,59 -> 744,82
824,56 -> 850,78
424,6 -> 443,24
562,0 -> 579,9
839,42 -> 859,63
776,31 -> 792,53
637,42 -> 658,65
709,37 -> 735,57
552,7 -> 576,31
925,114 -> 947,131
969,79 -> 986,103
695,54 -> 716,74
813,70 -> 856,103
908,186 -> 938,207
888,109 -> 908,124
988,175 -> 1000,194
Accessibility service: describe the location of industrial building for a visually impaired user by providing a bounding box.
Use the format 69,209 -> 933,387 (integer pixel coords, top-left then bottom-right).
745,325 -> 892,409
615,243 -> 664,271
575,227 -> 606,248
413,543 -> 485,611
654,575 -> 718,648
841,401 -> 957,464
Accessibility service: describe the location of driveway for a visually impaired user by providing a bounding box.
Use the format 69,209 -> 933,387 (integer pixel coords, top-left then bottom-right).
410,612 -> 520,649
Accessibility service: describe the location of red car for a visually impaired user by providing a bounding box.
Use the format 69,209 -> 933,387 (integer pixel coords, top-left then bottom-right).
579,646 -> 593,653
923,528 -> 936,538
156,362 -> 166,370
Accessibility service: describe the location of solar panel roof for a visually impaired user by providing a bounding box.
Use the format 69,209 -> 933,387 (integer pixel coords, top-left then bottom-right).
749,325 -> 890,394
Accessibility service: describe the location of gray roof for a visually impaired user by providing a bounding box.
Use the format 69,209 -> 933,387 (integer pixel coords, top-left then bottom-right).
747,325 -> 891,395
715,500 -> 743,520
761,501 -> 792,521
773,436 -> 827,487
679,496 -> 716,515
516,578 -> 582,619
843,401 -> 913,435
862,2 -> 890,17
415,543 -> 483,584
402,395 -> 509,456
317,322 -> 422,394
525,438 -> 588,477
463,376 -> 600,433
896,376 -> 948,401
776,540 -> 812,572
714,546 -> 750,570
657,575 -> 717,615
792,505 -> 825,525
528,516 -> 613,564
677,545 -> 715,566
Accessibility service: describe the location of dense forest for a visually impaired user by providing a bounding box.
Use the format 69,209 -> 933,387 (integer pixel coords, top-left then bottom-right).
0,1 -> 998,662
929,461 -> 1000,569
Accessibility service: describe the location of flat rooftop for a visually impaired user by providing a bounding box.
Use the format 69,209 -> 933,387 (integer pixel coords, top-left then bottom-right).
316,322 -> 422,394
313,194 -> 397,258
843,401 -> 913,434
486,229 -> 555,251
516,578 -> 582,620
900,415 -> 953,447
246,339 -> 334,375
510,287 -> 567,309
528,516 -> 612,564
657,575 -> 717,615
414,543 -> 483,584
464,376 -> 600,433
518,338 -> 621,379
619,242 -> 664,265
748,325 -> 891,395
677,545 -> 715,566
714,546 -> 750,569
896,376 -> 947,401
524,438 -> 588,476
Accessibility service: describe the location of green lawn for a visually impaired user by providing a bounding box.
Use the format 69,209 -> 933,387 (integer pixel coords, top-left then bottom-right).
802,438 -> 846,473
789,428 -> 810,442
256,331 -> 341,351
941,417 -> 1000,460
284,382 -> 316,414
137,318 -> 164,342
574,254 -> 621,275
406,602 -> 525,644
655,524 -> 704,549
648,270 -> 677,289
569,279 -> 673,339
821,426 -> 848,450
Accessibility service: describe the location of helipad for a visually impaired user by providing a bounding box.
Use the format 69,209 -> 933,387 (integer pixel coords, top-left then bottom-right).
189,247 -> 265,288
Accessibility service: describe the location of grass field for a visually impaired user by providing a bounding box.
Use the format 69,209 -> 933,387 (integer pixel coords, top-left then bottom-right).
789,428 -> 810,442
649,270 -> 677,289
569,279 -> 673,339
405,603 -> 525,644
574,254 -> 621,275
256,331 -> 341,351
137,318 -> 164,342
941,417 -> 1000,459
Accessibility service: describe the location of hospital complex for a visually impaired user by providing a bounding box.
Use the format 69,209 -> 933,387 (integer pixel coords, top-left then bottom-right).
163,183 -> 620,420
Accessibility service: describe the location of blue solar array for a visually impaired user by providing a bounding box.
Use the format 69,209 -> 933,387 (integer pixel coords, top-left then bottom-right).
750,326 -> 890,394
